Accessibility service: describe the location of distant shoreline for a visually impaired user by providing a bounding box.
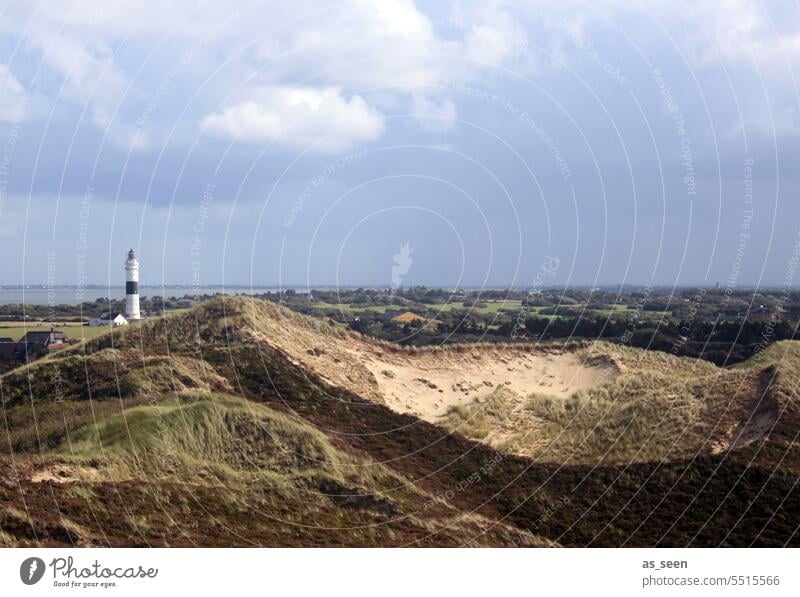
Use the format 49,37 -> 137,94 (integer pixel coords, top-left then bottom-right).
1,283 -> 797,306
1,284 -> 794,290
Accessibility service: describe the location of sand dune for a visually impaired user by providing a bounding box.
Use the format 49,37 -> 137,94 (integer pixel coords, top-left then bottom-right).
246,303 -> 616,421
363,349 -> 614,421
236,299 -> 788,463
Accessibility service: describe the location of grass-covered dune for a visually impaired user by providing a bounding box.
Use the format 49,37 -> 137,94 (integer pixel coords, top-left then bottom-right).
1,297 -> 798,547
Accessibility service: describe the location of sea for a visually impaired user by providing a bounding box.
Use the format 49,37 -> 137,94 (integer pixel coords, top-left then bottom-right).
0,287 -> 277,305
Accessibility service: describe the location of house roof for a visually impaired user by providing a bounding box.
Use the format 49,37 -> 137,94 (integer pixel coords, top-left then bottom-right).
99,312 -> 124,320
388,311 -> 427,324
21,331 -> 53,341
20,330 -> 66,344
0,341 -> 46,362
0,343 -> 19,360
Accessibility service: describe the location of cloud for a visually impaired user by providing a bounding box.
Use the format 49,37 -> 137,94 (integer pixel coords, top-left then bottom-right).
411,95 -> 457,132
254,0 -> 529,91
17,22 -> 129,140
464,23 -> 525,66
1,0 -> 530,149
201,86 -> 385,152
255,0 -> 441,90
0,65 -> 28,122
640,0 -> 800,137
456,3 -> 530,67
678,0 -> 800,70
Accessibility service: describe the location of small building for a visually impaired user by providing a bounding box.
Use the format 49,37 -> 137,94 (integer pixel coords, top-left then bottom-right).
0,328 -> 70,370
386,310 -> 427,324
20,329 -> 68,347
0,340 -> 47,369
89,312 -> 129,327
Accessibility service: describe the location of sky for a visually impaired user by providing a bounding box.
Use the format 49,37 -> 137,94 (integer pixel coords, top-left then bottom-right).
1,0 -> 799,290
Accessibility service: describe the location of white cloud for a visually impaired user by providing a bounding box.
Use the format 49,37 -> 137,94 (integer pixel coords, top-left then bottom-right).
7,0 -> 796,149
0,65 -> 28,122
672,0 -> 799,69
645,0 -> 800,137
254,0 -> 529,91
465,23 -> 525,66
20,23 -> 128,135
6,0 -> 513,91
0,1 -> 233,38
456,3 -> 530,68
1,0 -> 531,147
202,86 -> 385,152
411,95 -> 457,132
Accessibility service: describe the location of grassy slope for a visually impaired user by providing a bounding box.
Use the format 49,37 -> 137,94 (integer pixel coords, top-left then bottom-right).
440,351 -> 770,465
0,325 -> 109,341
0,302 -> 547,546
1,297 -> 798,546
1,392 -> 546,547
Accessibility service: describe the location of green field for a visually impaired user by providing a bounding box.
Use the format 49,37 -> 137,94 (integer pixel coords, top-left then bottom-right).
430,299 -> 523,314
0,325 -> 110,341
308,300 -> 665,319
311,299 -> 524,316
312,302 -> 408,313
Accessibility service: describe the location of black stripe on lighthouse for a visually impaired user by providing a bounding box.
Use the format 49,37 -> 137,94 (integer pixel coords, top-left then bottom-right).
126,281 -> 138,295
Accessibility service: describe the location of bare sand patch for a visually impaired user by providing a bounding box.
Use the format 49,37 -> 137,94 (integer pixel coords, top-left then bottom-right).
247,309 -> 616,422
30,463 -> 100,484
363,349 -> 615,421
711,397 -> 778,454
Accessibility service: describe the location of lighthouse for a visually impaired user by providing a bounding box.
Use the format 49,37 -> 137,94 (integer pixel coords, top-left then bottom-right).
124,249 -> 141,320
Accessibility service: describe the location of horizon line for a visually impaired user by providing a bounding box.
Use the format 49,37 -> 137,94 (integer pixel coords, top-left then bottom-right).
1,283 -> 797,291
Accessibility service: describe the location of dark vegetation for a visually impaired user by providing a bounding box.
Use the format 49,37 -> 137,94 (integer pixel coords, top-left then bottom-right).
0,295 -> 195,321
4,286 -> 798,367
268,287 -> 800,366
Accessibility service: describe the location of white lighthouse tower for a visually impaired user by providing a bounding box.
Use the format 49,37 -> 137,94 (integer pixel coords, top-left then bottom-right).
124,249 -> 141,320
